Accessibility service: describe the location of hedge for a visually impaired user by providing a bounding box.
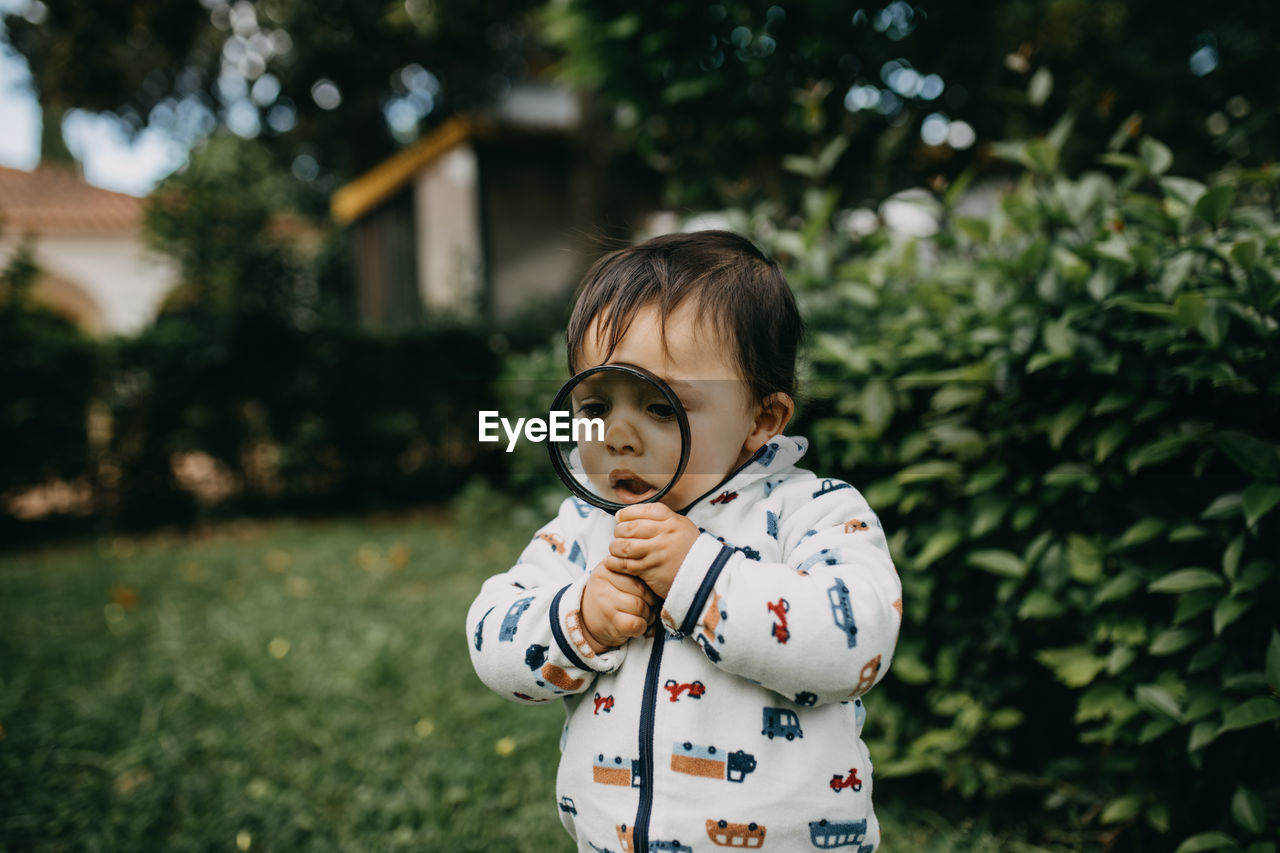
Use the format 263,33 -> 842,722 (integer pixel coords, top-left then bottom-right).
745,125 -> 1279,849
0,298 -> 500,534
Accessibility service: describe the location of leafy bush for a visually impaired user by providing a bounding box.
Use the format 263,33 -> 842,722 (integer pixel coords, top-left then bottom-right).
99,311 -> 500,527
749,126 -> 1280,849
0,244 -> 98,497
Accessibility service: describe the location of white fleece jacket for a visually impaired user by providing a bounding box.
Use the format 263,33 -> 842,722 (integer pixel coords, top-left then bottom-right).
467,435 -> 902,853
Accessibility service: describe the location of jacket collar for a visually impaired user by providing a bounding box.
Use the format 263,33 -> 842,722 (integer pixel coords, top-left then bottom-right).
677,434 -> 809,515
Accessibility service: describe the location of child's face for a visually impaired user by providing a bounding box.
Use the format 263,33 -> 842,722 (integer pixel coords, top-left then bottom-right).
574,301 -> 771,511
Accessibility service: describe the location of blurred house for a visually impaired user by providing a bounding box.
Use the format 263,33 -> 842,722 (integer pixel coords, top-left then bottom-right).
0,163 -> 178,335
331,83 -> 660,326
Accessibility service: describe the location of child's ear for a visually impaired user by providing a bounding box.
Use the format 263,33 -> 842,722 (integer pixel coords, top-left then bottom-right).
744,393 -> 795,454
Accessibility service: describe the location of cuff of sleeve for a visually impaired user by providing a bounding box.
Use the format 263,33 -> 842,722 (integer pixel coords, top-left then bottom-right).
659,534 -> 734,637
551,577 -> 625,674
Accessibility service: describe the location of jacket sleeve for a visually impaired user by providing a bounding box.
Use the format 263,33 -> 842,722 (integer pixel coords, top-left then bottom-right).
466,497 -> 627,704
658,477 -> 902,707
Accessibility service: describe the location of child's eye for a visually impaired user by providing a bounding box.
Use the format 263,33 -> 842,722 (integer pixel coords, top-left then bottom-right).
577,401 -> 608,418
647,403 -> 676,419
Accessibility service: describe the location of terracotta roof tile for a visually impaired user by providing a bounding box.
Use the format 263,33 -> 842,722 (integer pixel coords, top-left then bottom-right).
0,163 -> 143,234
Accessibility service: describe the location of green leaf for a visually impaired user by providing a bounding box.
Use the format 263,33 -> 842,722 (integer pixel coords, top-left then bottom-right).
1067,535 -> 1103,583
1161,176 -> 1208,207
859,380 -> 896,437
1174,292 -> 1206,328
1201,493 -> 1242,520
1036,646 -> 1107,687
1149,628 -> 1198,656
1213,596 -> 1252,636
1028,67 -> 1054,107
1148,568 -> 1224,594
1047,401 -> 1088,450
1139,137 -> 1174,176
1230,239 -> 1260,272
1188,720 -> 1219,753
895,461 -> 962,484
1266,631 -> 1280,693
1018,590 -> 1067,620
1135,684 -> 1184,721
1223,535 -> 1244,580
967,549 -> 1027,578
1233,561 -> 1274,594
1127,436 -> 1190,474
1145,802 -> 1171,834
1094,421 -> 1130,462
1194,184 -> 1235,228
1114,518 -> 1166,550
1075,684 -> 1135,723
1139,717 -> 1178,742
1214,431 -> 1280,480
1101,795 -> 1143,824
1242,483 -> 1280,528
891,653 -> 932,685
1107,644 -> 1137,675
1095,570 -> 1143,605
914,528 -> 963,569
1232,787 -> 1267,835
989,707 -> 1024,730
1219,698 -> 1280,734
1174,831 -> 1239,853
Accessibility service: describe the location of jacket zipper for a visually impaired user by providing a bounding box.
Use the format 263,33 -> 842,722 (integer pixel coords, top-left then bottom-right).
633,629 -> 665,852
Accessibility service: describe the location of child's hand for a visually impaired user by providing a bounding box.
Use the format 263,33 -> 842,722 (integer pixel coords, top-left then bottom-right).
605,503 -> 700,600
581,562 -> 658,654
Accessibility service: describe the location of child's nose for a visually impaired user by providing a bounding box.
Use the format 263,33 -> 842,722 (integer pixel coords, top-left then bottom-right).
604,416 -> 642,455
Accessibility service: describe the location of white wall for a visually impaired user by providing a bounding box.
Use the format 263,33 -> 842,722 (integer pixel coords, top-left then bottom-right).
1,231 -> 178,336
413,145 -> 484,316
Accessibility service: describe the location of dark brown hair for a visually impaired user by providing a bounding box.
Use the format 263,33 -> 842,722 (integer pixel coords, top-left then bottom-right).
566,230 -> 803,402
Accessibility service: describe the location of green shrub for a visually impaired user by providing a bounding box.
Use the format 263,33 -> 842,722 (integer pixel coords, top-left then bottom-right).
99,311 -> 500,527
755,127 -> 1279,849
0,245 -> 98,497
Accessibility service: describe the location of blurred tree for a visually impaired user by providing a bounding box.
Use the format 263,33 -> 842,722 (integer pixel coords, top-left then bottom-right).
543,0 -> 1280,207
2,0 -> 545,182
142,132 -> 332,322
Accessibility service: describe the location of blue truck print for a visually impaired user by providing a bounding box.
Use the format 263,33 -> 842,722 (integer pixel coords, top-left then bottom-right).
762,707 -> 804,740
809,818 -> 871,850
474,606 -> 494,651
671,742 -> 757,783
812,479 -> 852,499
826,579 -> 858,648
798,548 -> 841,575
499,596 -> 534,642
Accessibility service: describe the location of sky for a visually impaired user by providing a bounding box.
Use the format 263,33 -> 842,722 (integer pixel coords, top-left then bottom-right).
0,7 -> 183,197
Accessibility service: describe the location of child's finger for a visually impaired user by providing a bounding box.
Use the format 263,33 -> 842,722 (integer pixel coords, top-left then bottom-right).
609,536 -> 663,563
598,562 -> 655,599
604,554 -> 648,579
616,502 -> 676,523
612,519 -> 663,540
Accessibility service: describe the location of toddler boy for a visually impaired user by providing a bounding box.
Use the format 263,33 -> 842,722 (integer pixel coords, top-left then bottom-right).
467,230 -> 902,852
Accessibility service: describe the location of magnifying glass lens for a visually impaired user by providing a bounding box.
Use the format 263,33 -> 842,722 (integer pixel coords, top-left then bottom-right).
549,365 -> 691,513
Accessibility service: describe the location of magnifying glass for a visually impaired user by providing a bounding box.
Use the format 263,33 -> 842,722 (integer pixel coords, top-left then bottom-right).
548,364 -> 691,513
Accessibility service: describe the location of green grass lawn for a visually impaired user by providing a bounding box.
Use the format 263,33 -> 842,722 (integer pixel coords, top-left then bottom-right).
0,499 -> 1055,852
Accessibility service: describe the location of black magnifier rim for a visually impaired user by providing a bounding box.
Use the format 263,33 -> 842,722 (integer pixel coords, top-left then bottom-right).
547,363 -> 692,513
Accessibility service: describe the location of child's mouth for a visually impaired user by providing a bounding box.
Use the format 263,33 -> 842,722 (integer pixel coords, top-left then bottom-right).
608,469 -> 659,504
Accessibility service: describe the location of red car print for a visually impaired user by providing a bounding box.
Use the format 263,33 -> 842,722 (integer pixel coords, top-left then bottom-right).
710,491 -> 739,505
766,598 -> 790,644
594,693 -> 615,714
830,767 -> 863,793
664,679 -> 706,702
